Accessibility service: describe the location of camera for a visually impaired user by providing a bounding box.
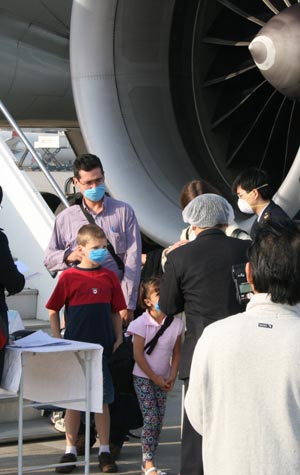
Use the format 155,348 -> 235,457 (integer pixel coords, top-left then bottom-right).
232,263 -> 253,305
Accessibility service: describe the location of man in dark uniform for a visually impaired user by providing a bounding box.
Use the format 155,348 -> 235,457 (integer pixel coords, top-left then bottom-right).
232,167 -> 292,239
159,194 -> 250,475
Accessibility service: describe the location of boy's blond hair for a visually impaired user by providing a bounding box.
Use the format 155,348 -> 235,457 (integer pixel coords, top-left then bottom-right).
77,224 -> 106,246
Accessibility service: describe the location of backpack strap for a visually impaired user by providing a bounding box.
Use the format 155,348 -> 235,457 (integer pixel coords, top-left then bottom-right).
79,203 -> 125,273
144,315 -> 174,355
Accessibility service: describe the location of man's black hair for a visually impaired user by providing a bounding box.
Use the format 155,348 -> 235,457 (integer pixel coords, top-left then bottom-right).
73,154 -> 104,178
248,221 -> 300,305
232,167 -> 273,200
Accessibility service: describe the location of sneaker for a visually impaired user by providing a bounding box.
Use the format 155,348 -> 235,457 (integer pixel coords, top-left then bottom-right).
98,452 -> 118,473
54,418 -> 66,433
55,453 -> 77,473
51,411 -> 64,425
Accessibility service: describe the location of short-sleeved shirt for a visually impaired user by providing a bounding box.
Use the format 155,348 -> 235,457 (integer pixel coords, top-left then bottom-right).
46,266 -> 126,355
127,311 -> 183,379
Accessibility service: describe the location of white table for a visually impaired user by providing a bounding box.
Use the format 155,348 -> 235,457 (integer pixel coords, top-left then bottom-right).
1,339 -> 103,475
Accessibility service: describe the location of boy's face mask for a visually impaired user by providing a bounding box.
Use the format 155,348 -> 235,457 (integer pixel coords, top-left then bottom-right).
89,248 -> 108,263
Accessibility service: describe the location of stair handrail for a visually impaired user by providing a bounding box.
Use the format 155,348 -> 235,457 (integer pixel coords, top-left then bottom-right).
0,100 -> 70,208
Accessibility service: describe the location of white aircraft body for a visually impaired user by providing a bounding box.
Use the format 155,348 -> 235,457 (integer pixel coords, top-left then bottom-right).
0,0 -> 298,248
0,0 -> 299,324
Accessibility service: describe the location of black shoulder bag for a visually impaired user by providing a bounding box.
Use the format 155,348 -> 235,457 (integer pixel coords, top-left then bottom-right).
79,203 -> 125,273
144,315 -> 174,355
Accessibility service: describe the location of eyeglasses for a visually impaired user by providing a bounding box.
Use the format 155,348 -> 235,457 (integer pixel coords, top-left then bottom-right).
77,176 -> 104,188
237,190 -> 249,199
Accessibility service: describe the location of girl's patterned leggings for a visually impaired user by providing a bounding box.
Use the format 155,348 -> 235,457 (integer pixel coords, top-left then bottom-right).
133,375 -> 167,462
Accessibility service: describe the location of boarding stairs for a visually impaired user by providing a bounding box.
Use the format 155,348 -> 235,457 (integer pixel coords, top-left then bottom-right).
0,102 -> 70,443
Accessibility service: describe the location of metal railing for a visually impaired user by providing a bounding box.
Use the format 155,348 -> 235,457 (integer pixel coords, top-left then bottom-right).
0,100 -> 70,208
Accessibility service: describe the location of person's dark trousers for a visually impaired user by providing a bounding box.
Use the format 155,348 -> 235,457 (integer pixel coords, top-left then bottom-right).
180,378 -> 204,475
0,347 -> 5,385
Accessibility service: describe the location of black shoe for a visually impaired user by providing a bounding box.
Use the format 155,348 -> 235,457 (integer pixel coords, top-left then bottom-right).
98,452 -> 118,473
109,442 -> 122,461
55,453 -> 77,473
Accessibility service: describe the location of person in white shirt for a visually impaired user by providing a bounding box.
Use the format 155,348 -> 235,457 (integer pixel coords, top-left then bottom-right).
185,221 -> 300,475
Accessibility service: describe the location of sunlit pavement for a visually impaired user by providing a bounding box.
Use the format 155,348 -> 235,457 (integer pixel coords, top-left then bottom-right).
0,380 -> 182,475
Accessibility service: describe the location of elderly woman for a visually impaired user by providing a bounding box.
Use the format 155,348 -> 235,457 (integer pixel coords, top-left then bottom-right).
159,193 -> 251,475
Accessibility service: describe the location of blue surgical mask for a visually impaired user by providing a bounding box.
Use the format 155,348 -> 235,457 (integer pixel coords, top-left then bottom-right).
154,302 -> 161,311
84,184 -> 105,202
89,248 -> 108,263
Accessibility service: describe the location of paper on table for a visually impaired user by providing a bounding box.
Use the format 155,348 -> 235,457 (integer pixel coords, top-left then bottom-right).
8,309 -> 25,333
25,272 -> 42,281
8,329 -> 71,348
14,260 -> 42,282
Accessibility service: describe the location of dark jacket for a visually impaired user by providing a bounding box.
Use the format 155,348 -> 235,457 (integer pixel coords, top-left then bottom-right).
0,229 -> 25,345
159,228 -> 250,379
250,200 -> 292,239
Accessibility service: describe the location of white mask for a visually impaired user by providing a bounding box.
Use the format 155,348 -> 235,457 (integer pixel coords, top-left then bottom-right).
188,230 -> 197,241
237,198 -> 254,214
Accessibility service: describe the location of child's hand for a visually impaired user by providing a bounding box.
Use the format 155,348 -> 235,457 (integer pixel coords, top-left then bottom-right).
153,375 -> 170,391
65,247 -> 82,265
112,338 -> 123,352
164,376 -> 176,392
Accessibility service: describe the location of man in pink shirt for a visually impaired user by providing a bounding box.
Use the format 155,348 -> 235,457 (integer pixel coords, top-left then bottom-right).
44,153 -> 142,326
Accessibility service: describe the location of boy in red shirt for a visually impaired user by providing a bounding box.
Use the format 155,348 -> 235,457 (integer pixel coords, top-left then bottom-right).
46,224 -> 126,473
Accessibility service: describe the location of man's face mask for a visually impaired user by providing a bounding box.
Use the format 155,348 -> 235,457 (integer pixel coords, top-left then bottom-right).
83,184 -> 105,202
237,197 -> 254,214
237,183 -> 269,214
